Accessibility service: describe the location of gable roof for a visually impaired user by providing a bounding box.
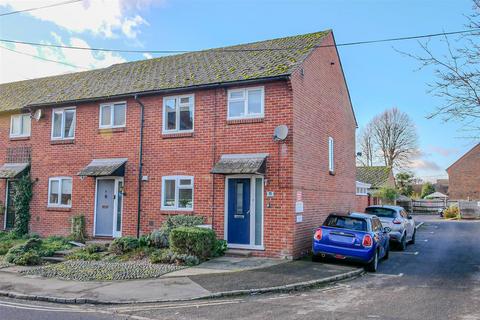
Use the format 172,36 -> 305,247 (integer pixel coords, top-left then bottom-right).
356,166 -> 394,189
446,143 -> 480,172
0,31 -> 330,113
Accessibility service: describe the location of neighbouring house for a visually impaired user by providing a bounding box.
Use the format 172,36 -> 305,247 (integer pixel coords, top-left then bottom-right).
0,31 -> 357,258
434,179 -> 449,195
356,166 -> 395,205
446,143 -> 480,200
355,181 -> 371,212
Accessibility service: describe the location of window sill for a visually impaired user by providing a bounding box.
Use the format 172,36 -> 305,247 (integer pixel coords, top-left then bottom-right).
98,127 -> 126,134
46,206 -> 72,212
162,132 -> 194,139
227,118 -> 264,125
9,136 -> 31,141
160,210 -> 194,215
51,139 -> 75,145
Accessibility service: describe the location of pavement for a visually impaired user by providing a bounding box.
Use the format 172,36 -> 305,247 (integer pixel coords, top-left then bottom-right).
0,256 -> 362,305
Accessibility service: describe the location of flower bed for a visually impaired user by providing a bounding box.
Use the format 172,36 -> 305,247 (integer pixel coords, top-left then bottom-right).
21,260 -> 184,281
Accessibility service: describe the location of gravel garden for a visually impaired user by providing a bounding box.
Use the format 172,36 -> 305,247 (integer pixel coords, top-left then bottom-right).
0,215 -> 228,281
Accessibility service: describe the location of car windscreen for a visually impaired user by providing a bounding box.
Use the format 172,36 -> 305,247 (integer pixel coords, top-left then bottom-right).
323,216 -> 367,232
365,207 -> 396,218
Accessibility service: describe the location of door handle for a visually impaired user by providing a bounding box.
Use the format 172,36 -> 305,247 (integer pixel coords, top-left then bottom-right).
246,210 -> 250,215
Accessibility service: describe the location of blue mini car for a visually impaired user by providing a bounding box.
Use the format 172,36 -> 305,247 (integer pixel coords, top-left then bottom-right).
312,213 -> 390,272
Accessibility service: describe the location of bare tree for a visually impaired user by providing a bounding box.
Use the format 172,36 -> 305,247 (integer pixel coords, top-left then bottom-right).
357,123 -> 376,166
370,108 -> 418,170
405,1 -> 480,135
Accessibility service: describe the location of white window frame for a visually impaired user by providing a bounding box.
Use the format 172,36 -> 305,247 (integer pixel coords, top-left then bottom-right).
227,86 -> 265,120
162,94 -> 195,134
161,176 -> 194,211
51,107 -> 76,140
99,101 -> 127,129
47,177 -> 73,208
328,136 -> 335,173
10,114 -> 31,138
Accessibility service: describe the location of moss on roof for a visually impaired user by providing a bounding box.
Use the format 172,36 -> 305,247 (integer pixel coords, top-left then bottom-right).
356,166 -> 394,189
0,30 -> 330,112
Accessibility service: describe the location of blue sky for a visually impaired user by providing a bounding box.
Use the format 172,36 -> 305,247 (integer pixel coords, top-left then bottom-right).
0,0 -> 478,180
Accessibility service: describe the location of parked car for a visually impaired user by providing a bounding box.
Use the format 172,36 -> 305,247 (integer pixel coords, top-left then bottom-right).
312,213 -> 390,272
364,205 -> 415,250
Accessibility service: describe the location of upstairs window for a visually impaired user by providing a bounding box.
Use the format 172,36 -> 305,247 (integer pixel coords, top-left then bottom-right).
99,102 -> 126,128
163,95 -> 194,133
48,177 -> 72,207
10,114 -> 31,138
328,137 -> 335,174
52,107 -> 76,140
227,87 -> 264,120
161,176 -> 194,210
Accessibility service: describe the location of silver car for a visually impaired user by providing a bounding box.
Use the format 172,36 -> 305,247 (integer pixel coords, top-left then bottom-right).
364,205 -> 415,250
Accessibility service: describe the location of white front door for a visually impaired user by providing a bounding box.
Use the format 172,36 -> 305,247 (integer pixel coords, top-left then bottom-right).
94,177 -> 123,237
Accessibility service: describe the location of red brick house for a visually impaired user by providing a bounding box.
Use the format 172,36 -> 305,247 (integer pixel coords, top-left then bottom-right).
0,31 -> 357,258
356,166 -> 395,205
447,143 -> 480,200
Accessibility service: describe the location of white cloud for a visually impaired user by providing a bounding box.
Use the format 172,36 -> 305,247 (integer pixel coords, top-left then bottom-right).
0,0 -> 158,39
0,34 -> 126,83
409,159 -> 442,171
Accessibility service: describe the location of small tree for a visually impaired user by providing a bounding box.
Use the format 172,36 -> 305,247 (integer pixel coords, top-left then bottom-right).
12,174 -> 33,237
421,182 -> 435,199
396,172 -> 414,197
375,186 -> 398,205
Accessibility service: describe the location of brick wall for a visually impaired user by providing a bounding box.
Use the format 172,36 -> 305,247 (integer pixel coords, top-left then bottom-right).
355,195 -> 369,212
447,144 -> 480,200
290,32 -> 357,257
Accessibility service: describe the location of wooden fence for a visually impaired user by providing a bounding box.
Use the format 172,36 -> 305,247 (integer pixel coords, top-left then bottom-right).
411,199 -> 450,214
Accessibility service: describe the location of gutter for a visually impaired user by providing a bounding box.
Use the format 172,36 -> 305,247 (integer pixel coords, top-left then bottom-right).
18,75 -> 290,112
133,94 -> 146,238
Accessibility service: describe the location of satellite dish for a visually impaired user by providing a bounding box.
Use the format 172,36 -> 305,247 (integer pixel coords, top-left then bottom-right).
273,125 -> 289,141
32,109 -> 43,121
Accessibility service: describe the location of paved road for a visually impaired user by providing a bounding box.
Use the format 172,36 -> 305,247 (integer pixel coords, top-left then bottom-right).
1,216 -> 480,320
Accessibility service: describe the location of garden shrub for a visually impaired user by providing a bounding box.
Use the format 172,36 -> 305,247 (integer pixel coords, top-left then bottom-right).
169,227 -> 216,260
9,251 -> 41,266
70,215 -> 87,243
148,229 -> 169,248
5,239 -> 42,265
149,249 -> 200,266
109,236 -> 140,254
443,206 -> 460,219
156,215 -> 204,247
212,239 -> 228,257
66,249 -> 101,261
38,237 -> 70,257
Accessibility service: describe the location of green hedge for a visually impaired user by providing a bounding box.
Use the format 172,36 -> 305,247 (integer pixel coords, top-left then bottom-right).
169,227 -> 216,260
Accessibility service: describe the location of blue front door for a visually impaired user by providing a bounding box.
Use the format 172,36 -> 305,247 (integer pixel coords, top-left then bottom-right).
228,178 -> 250,245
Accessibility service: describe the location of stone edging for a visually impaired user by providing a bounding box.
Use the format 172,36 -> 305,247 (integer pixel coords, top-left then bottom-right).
0,268 -> 364,305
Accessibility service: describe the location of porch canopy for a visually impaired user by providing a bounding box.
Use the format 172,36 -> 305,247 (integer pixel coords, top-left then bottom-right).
0,163 -> 29,179
211,153 -> 268,175
77,158 -> 127,177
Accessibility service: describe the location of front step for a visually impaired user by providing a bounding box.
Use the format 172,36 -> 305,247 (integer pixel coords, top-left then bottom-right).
42,256 -> 66,264
225,249 -> 253,258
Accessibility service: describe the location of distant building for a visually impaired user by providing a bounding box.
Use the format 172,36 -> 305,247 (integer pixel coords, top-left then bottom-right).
356,166 -> 395,205
434,179 -> 449,195
447,143 -> 480,200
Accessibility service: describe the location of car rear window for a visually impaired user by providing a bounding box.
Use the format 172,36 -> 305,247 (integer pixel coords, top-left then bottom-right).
323,216 -> 367,231
365,207 -> 396,218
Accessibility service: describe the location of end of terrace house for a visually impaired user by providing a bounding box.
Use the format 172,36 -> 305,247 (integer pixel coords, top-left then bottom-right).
0,30 -> 357,258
